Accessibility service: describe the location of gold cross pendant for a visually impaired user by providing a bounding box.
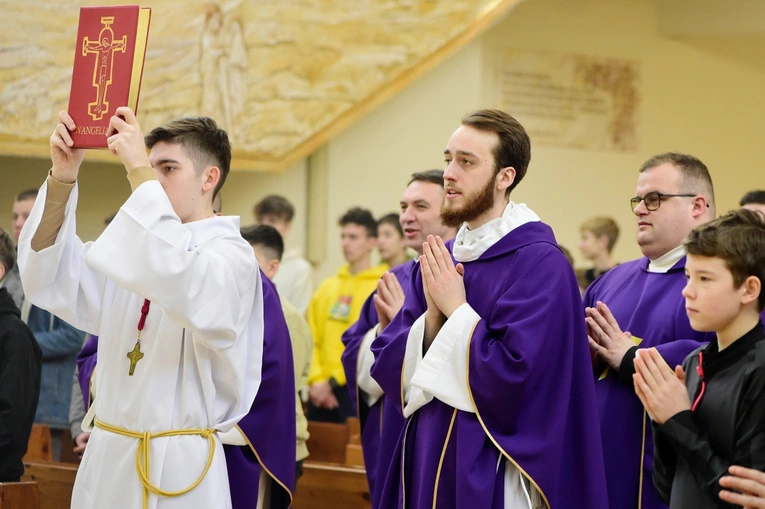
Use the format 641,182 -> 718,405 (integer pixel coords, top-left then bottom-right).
127,341 -> 144,376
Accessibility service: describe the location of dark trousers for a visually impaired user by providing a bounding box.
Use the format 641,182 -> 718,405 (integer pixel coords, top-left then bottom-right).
306,384 -> 355,423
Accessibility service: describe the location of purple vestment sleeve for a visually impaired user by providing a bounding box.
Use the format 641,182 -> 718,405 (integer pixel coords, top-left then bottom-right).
341,261 -> 412,508
584,256 -> 715,509
227,273 -> 296,509
76,334 -> 99,410
373,223 -> 609,509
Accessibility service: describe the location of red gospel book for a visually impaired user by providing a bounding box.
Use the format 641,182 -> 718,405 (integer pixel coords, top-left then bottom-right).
67,5 -> 151,148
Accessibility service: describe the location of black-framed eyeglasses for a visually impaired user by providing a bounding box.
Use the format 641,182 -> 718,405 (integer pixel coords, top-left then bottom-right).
629,192 -> 697,212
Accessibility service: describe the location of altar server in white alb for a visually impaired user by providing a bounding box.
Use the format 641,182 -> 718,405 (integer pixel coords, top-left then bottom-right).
18,107 -> 264,509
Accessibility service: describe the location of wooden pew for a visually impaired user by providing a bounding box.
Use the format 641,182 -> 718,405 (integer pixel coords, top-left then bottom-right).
345,417 -> 364,467
306,421 -> 349,464
306,418 -> 366,466
20,462 -> 76,509
0,482 -> 39,509
294,462 -> 370,509
22,426 -> 52,463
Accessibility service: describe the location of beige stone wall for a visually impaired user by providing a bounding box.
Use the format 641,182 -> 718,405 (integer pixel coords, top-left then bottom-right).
0,0 -> 518,169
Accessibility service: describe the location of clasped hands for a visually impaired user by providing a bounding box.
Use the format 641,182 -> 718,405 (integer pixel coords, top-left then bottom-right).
50,106 -> 150,184
374,272 -> 405,333
420,235 -> 466,320
587,301 -> 689,424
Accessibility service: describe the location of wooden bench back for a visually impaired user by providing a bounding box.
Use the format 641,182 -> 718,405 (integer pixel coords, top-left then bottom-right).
294,462 -> 370,509
20,462 -> 76,509
22,426 -> 52,463
306,421 -> 349,464
0,482 -> 39,509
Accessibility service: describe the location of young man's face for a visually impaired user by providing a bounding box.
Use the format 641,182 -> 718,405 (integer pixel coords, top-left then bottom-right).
682,254 -> 750,334
578,230 -> 607,260
149,141 -> 211,224
441,125 -> 503,228
12,198 -> 35,242
633,163 -> 698,260
376,222 -> 406,264
258,215 -> 290,239
400,180 -> 450,253
340,223 -> 376,265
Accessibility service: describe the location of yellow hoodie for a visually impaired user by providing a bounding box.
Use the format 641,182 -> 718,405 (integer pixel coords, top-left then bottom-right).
307,263 -> 388,386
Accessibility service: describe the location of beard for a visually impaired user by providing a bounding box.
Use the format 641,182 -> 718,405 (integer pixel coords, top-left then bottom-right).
440,173 -> 496,228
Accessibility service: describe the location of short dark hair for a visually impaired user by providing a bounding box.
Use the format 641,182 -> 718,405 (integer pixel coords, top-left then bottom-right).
15,189 -> 38,202
461,109 -> 531,197
339,207 -> 377,237
409,169 -> 445,187
640,152 -> 715,211
144,117 -> 231,201
740,190 -> 765,207
684,208 -> 765,311
241,224 -> 284,262
377,213 -> 403,237
253,195 -> 295,223
0,228 -> 15,274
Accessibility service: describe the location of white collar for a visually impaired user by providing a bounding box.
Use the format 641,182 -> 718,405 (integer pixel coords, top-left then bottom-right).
452,201 -> 541,262
647,245 -> 685,273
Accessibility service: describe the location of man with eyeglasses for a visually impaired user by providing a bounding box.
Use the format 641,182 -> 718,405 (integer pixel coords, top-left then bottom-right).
584,152 -> 717,509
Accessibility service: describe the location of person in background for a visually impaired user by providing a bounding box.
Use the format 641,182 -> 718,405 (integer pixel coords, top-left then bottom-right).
578,216 -> 619,289
740,189 -> 765,217
585,152 -> 717,509
241,223 -> 311,499
0,190 -> 38,308
307,207 -> 386,423
254,195 -> 313,315
0,227 -> 41,482
376,213 -> 409,268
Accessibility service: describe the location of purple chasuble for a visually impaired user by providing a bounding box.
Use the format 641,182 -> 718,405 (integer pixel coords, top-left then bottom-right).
583,257 -> 715,509
76,273 -> 296,509
341,261 -> 412,508
371,222 -> 609,509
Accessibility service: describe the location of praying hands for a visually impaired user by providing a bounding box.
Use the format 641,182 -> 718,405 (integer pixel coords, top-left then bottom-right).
420,234 -> 465,318
374,272 -> 405,333
586,301 -> 638,370
633,347 -> 690,425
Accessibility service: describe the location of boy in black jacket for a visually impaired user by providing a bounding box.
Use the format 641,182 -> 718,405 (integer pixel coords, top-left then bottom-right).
0,227 -> 41,481
633,208 -> 765,508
